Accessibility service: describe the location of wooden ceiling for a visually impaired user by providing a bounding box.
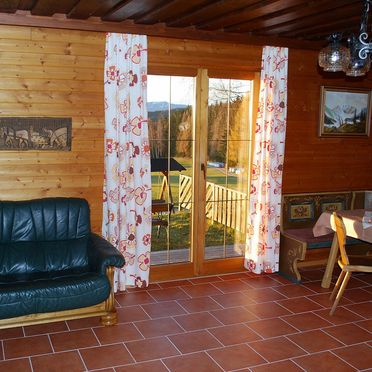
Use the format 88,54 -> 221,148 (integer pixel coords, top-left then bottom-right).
0,0 -> 367,49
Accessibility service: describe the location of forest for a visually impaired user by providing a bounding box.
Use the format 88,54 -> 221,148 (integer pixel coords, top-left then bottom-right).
148,94 -> 250,167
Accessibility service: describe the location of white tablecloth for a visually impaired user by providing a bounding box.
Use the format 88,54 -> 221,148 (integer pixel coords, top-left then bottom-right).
313,209 -> 372,243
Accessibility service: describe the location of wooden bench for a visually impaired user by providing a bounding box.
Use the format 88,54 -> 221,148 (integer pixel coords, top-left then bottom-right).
279,191 -> 368,283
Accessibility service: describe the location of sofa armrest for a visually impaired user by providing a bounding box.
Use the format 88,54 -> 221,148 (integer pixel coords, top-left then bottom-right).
88,233 -> 125,275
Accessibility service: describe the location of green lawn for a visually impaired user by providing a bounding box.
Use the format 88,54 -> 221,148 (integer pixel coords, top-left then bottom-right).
152,157 -> 246,202
151,210 -> 244,251
151,157 -> 247,252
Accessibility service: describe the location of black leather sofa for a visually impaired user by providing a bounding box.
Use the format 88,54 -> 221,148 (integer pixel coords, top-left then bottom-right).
0,197 -> 125,329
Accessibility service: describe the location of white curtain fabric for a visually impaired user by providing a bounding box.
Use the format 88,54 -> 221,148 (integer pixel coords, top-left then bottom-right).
102,33 -> 151,290
245,46 -> 288,274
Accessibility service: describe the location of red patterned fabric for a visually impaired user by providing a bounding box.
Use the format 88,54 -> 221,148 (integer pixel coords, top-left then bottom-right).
102,33 -> 151,290
245,46 -> 288,274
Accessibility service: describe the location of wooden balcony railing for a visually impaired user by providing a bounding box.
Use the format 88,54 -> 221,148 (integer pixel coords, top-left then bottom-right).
179,174 -> 248,233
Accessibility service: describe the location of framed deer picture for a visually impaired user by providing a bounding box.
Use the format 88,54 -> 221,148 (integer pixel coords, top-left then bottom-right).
0,117 -> 72,151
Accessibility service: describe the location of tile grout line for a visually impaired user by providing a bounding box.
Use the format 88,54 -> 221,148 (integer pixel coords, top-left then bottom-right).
243,341 -> 271,365
328,344 -> 370,371
290,356 -> 308,371
271,299 -> 296,315
76,349 -> 89,372
28,356 -> 35,372
164,335 -> 183,357
201,350 -> 227,372
343,302 -> 370,320
159,358 -> 172,372
130,321 -> 147,341
90,327 -> 102,347
275,314 -> 308,334
121,341 -> 137,365
204,328 -> 228,349
316,328 -> 348,347
174,298 -> 193,314
241,323 -> 265,341
47,334 -> 55,354
283,334 -> 311,356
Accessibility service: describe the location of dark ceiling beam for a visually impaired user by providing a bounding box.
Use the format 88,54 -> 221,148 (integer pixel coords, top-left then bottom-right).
135,0 -> 211,24
31,0 -> 79,16
68,0 -> 104,19
197,0 -> 310,30
102,0 -> 165,22
226,0 -> 360,33
263,3 -> 362,36
307,17 -> 363,38
0,0 -> 21,13
167,0 -> 254,27
0,10 -> 324,50
282,15 -> 363,39
90,0 -> 124,18
18,0 -> 36,11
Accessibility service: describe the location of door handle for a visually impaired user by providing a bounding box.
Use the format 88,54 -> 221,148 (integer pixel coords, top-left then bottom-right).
201,163 -> 206,179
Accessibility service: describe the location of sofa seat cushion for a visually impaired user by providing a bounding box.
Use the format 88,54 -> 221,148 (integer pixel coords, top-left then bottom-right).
0,272 -> 110,320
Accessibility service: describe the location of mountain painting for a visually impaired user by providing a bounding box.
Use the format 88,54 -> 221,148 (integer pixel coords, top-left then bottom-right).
319,87 -> 371,137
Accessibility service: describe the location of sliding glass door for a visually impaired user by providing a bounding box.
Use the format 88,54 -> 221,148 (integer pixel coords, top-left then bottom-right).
147,75 -> 194,266
204,78 -> 252,260
148,70 -> 257,280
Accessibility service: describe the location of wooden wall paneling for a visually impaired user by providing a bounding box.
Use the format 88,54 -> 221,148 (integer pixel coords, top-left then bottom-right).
284,49 -> 372,193
0,78 -> 103,93
148,37 -> 262,72
0,25 -> 106,233
0,53 -> 103,69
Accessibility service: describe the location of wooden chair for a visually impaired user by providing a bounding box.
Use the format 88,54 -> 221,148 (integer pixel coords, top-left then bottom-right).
152,200 -> 173,239
330,212 -> 372,315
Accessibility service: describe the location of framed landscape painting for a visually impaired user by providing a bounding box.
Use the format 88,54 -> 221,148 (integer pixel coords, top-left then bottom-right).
319,86 -> 371,137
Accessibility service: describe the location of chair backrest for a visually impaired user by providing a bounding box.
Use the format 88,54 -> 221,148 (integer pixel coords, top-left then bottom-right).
333,212 -> 349,265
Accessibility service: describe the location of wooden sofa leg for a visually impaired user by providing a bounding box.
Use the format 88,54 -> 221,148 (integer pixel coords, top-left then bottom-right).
101,266 -> 118,326
100,309 -> 117,326
279,234 -> 306,283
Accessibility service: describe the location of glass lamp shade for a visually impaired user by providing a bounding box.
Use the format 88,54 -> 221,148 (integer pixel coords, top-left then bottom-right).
346,33 -> 371,76
318,42 -> 350,72
346,56 -> 371,76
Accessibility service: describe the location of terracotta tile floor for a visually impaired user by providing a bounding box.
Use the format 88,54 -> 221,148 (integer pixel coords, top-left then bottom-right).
0,269 -> 371,371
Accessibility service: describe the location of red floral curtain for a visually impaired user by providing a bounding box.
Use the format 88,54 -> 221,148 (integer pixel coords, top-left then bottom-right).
102,33 -> 151,290
245,46 -> 288,274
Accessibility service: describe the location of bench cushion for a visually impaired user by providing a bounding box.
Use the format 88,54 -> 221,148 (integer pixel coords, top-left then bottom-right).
0,272 -> 110,319
284,228 -> 334,249
284,228 -> 363,249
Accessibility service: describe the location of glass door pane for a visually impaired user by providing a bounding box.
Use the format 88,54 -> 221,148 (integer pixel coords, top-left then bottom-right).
205,78 -> 251,260
148,75 -> 194,265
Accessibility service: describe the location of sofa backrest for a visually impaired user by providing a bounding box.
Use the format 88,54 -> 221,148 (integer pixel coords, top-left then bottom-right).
0,198 -> 91,276
352,190 -> 372,209
281,191 -> 353,231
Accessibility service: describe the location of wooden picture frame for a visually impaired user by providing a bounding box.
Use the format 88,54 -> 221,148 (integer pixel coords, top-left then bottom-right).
319,86 -> 371,137
0,117 -> 72,151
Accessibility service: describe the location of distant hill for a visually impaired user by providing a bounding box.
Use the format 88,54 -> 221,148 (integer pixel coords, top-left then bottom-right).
147,101 -> 188,112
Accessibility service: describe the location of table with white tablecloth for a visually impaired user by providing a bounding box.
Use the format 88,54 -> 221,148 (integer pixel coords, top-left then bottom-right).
312,209 -> 372,288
